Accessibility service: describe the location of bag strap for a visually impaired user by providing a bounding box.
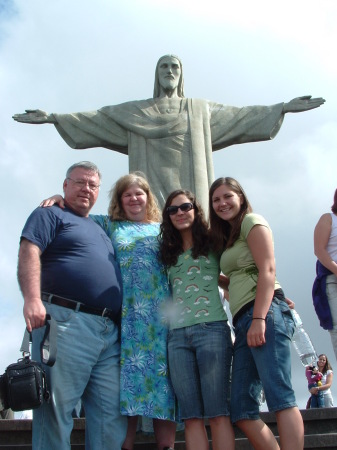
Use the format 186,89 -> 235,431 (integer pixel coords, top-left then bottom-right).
19,329 -> 31,356
20,314 -> 57,367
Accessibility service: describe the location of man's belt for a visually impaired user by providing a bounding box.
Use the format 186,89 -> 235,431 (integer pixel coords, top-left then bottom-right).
41,292 -> 115,320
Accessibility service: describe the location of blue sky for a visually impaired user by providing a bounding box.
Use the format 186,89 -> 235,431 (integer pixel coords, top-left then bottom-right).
1,0 -> 337,410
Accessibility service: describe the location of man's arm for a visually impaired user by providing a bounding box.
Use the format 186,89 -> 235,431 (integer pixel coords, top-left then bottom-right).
12,109 -> 56,124
17,238 -> 46,332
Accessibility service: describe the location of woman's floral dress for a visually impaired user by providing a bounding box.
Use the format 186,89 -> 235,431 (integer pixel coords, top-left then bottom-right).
92,216 -> 177,421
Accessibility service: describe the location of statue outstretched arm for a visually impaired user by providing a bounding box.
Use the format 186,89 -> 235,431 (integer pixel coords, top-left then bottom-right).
12,109 -> 56,124
283,96 -> 325,113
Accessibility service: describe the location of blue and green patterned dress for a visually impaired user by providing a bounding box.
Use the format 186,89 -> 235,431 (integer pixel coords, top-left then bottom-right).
91,216 -> 177,421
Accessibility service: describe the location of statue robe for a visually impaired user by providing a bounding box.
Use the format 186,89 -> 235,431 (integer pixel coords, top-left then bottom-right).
54,98 -> 284,211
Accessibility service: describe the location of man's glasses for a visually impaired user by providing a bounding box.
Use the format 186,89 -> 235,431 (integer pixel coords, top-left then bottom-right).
67,178 -> 100,192
167,202 -> 194,216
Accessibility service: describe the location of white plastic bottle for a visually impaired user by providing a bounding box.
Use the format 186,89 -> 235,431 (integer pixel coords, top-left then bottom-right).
291,310 -> 318,367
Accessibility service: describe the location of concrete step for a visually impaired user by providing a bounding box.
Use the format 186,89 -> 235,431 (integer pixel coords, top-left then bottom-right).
0,408 -> 336,449
304,433 -> 337,449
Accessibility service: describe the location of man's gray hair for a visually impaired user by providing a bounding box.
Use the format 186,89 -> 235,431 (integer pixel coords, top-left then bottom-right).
66,161 -> 102,180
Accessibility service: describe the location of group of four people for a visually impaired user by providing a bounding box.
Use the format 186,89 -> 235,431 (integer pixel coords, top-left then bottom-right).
18,161 -> 304,450
12,49 -> 329,449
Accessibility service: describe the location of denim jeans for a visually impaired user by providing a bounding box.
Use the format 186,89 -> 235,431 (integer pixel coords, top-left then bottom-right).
323,391 -> 334,407
32,303 -> 127,450
231,298 -> 297,423
308,383 -> 324,408
326,274 -> 337,361
168,321 -> 233,419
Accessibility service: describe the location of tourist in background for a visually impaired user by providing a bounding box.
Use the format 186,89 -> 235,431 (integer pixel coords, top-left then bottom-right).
305,364 -> 324,408
313,189 -> 337,361
309,354 -> 334,408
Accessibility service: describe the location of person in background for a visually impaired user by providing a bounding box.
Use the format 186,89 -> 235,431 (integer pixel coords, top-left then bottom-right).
309,354 -> 334,408
313,189 -> 337,361
40,172 -> 177,450
17,161 -> 127,450
159,189 -> 234,450
209,176 -> 304,450
305,364 -> 324,408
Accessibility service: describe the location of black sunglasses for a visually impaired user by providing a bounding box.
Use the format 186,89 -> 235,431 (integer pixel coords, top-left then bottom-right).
167,202 -> 194,216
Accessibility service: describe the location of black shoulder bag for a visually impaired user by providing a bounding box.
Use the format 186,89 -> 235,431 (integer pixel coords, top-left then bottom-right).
0,314 -> 57,412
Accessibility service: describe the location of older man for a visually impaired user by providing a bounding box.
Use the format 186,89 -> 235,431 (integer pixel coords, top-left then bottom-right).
17,161 -> 127,450
13,54 -> 325,211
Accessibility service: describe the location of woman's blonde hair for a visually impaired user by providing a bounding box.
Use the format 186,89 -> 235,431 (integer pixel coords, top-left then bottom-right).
108,172 -> 161,222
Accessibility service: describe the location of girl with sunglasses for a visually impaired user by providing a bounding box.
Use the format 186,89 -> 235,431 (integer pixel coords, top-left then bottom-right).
159,189 -> 234,450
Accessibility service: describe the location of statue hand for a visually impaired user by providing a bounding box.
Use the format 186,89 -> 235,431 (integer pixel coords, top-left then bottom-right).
12,109 -> 56,124
283,96 -> 326,113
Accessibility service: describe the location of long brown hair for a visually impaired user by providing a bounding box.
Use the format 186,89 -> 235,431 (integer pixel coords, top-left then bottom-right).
209,177 -> 253,253
318,354 -> 333,375
331,189 -> 337,214
108,172 -> 161,222
159,190 -> 211,267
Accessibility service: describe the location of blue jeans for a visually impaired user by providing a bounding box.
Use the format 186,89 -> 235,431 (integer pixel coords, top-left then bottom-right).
32,303 -> 127,450
308,383 -> 324,408
231,298 -> 297,423
326,274 -> 337,361
168,321 -> 233,419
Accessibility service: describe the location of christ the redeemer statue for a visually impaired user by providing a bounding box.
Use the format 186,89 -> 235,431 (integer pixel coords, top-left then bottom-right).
13,54 -> 325,211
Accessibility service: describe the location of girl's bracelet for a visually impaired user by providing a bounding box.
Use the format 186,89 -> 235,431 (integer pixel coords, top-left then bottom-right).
252,317 -> 265,320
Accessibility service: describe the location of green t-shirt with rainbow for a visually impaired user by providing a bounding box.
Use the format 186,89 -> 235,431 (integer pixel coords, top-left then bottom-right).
168,250 -> 228,329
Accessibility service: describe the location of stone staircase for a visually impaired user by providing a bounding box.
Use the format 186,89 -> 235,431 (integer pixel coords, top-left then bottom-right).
0,408 -> 336,449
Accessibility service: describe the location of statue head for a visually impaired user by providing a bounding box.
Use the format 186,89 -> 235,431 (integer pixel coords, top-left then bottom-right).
153,54 -> 184,98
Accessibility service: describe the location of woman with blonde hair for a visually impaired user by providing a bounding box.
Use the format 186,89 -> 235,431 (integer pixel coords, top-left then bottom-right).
95,172 -> 176,449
